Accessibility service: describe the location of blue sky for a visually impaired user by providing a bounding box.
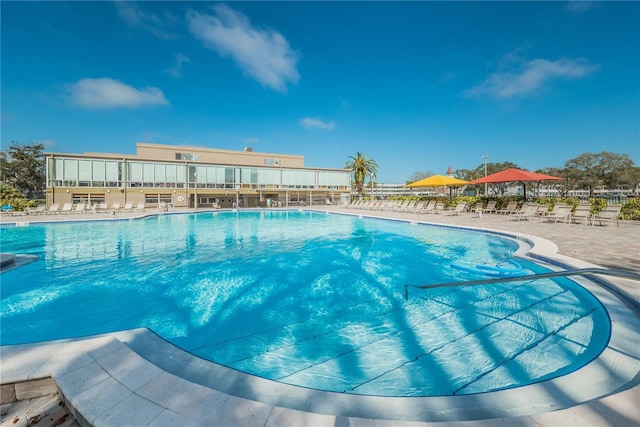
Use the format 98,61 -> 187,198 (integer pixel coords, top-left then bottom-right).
2,1 -> 639,183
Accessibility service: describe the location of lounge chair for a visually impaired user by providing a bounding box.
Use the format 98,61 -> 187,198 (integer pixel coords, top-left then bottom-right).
420,200 -> 437,214
592,204 -> 622,227
47,203 -> 60,214
540,204 -> 572,223
400,200 -> 418,212
444,202 -> 467,216
471,202 -> 483,213
60,203 -> 73,214
27,205 -> 47,215
570,203 -> 592,225
123,202 -> 134,212
94,203 -> 109,213
497,201 -> 518,215
484,200 -> 497,214
72,203 -> 86,214
509,204 -> 540,221
135,203 -> 145,212
432,201 -> 445,214
110,202 -> 121,211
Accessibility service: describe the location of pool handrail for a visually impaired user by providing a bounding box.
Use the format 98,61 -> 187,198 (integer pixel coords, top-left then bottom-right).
404,267 -> 640,300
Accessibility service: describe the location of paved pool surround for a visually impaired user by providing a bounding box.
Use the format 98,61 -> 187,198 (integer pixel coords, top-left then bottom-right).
1,207 -> 639,426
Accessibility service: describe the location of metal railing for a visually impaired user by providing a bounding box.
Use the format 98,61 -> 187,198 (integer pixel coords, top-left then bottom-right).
404,268 -> 640,300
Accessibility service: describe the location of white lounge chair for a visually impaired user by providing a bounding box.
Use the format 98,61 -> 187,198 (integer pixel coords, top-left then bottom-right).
444,202 -> 467,216
497,201 -> 518,215
592,204 -> 622,227
570,203 -> 592,225
540,204 -> 572,223
60,203 -> 73,214
484,200 -> 497,214
123,203 -> 133,212
509,204 -> 540,221
135,203 -> 145,212
47,203 -> 60,214
72,203 -> 86,214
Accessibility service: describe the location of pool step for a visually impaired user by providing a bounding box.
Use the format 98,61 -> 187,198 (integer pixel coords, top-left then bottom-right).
0,252 -> 38,272
0,333 -> 356,426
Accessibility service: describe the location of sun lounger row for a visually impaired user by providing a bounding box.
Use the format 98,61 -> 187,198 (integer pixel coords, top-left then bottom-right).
343,199 -> 471,215
43,202 -> 147,215
503,202 -> 622,226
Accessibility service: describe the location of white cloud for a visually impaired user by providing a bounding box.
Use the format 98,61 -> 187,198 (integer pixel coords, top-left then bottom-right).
115,1 -> 177,39
67,78 -> 169,109
186,4 -> 299,92
165,53 -> 191,78
462,56 -> 599,99
301,117 -> 335,130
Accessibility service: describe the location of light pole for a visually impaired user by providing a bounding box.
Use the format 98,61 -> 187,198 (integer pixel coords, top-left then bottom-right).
482,155 -> 489,197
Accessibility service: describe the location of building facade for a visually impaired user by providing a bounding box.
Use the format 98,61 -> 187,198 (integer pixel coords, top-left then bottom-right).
45,143 -> 352,209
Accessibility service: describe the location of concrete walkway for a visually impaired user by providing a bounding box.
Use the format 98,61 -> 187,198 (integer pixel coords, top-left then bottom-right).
1,207 -> 638,426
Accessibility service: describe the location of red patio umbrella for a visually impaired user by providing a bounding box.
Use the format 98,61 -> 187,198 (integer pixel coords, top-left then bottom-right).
468,168 -> 563,199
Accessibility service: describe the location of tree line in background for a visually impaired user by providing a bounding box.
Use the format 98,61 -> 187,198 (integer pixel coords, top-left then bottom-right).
0,142 -> 46,209
1,142 -> 638,204
407,151 -> 640,198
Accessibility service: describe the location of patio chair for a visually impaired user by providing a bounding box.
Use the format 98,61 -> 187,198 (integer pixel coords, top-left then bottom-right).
592,204 -> 622,227
400,200 -> 418,212
570,203 -> 592,225
484,200 -> 497,214
123,202 -> 134,212
135,203 -> 145,212
26,205 -> 47,215
72,203 -> 86,214
509,204 -> 540,221
420,200 -> 437,214
408,200 -> 426,213
95,203 -> 109,213
433,201 -> 445,214
110,202 -> 121,211
60,203 -> 73,214
444,202 -> 467,216
540,204 -> 572,223
497,201 -> 518,215
47,203 -> 60,214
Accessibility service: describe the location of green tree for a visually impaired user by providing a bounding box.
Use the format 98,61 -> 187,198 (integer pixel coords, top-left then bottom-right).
564,151 -> 636,197
345,152 -> 379,198
406,170 -> 434,185
538,167 -> 572,198
0,142 -> 46,199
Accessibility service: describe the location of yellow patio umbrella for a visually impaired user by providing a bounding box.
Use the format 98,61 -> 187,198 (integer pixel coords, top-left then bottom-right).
406,174 -> 468,199
406,174 -> 468,187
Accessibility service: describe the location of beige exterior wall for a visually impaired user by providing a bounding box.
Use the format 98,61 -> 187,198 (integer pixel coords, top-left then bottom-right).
87,142 -> 306,168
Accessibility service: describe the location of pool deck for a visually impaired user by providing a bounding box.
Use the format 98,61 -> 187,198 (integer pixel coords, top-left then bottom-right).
1,207 -> 639,426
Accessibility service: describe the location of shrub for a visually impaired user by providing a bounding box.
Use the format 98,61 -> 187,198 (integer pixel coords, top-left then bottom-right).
621,198 -> 640,220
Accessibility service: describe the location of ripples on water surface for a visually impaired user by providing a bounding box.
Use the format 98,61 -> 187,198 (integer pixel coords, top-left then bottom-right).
0,211 -> 610,396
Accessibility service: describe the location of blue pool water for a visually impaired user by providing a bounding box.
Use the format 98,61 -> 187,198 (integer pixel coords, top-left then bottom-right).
1,211 -> 610,396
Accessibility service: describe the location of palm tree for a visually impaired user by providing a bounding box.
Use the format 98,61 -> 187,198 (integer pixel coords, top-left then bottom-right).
345,152 -> 379,198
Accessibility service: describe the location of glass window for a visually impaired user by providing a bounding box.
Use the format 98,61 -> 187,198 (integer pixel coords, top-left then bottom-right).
166,164 -> 176,182
63,159 -> 77,180
129,162 -> 142,182
143,163 -> 155,182
155,164 -> 165,182
92,160 -> 105,181
105,161 -> 119,181
54,158 -> 65,181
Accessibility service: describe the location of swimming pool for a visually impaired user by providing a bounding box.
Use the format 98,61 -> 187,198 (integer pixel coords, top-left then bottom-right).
0,210 -> 610,397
